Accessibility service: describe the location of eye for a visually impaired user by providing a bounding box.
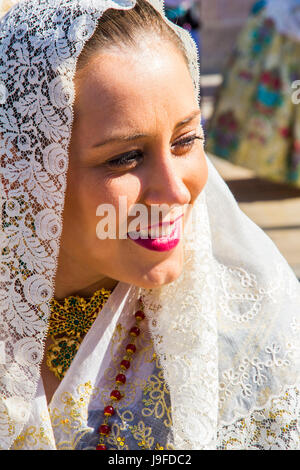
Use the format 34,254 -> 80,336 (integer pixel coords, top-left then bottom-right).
104,134 -> 203,170
105,150 -> 144,170
171,134 -> 203,156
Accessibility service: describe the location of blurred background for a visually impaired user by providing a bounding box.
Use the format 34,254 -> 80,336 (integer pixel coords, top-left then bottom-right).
166,0 -> 300,280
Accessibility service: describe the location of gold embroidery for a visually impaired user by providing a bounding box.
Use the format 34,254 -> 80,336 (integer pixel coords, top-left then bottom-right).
117,436 -> 125,446
98,326 -> 173,450
49,358 -> 173,450
15,319 -> 174,449
106,421 -> 130,450
12,423 -> 54,450
49,381 -> 93,449
141,357 -> 172,428
118,409 -> 135,431
128,421 -> 154,450
156,443 -> 164,450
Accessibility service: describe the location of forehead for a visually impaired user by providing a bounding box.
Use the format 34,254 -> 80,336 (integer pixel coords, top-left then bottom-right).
74,42 -> 197,130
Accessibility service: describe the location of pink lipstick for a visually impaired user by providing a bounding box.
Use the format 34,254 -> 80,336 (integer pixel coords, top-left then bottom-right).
127,216 -> 182,252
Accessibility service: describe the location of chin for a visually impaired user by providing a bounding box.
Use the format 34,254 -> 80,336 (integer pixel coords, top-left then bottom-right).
134,256 -> 184,289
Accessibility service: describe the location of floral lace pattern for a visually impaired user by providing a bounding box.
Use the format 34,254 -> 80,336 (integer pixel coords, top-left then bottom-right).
1,0 -> 300,451
0,0 -> 203,449
0,0 -> 137,449
217,387 -> 300,450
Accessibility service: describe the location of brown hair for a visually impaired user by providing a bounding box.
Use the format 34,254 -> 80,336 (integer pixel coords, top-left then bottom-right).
76,0 -> 189,72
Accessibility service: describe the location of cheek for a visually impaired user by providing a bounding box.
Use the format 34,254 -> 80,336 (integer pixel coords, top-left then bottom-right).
76,170 -> 142,225
188,147 -> 208,200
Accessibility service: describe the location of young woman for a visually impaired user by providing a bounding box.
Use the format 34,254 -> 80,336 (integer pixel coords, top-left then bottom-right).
0,0 -> 299,450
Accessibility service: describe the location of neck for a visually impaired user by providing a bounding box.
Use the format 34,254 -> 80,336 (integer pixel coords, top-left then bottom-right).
54,250 -> 118,301
54,278 -> 118,301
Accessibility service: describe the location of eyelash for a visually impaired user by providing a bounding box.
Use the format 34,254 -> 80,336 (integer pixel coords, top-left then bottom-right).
106,134 -> 203,170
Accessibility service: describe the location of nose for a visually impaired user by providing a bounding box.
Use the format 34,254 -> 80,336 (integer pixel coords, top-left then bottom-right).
142,151 -> 191,208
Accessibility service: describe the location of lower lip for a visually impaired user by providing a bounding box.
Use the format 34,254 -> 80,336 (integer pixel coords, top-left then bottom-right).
127,219 -> 182,252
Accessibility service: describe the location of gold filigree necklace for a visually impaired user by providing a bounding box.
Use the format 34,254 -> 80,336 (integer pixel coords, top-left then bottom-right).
46,287 -> 112,380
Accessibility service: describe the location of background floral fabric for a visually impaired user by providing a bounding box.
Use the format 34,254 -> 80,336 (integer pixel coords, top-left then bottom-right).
206,2 -> 300,187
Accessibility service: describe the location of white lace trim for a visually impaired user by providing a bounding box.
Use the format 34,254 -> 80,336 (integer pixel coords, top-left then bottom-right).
217,386 -> 300,450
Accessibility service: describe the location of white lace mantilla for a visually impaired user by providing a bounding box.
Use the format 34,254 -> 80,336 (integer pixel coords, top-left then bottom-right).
0,0 -> 299,450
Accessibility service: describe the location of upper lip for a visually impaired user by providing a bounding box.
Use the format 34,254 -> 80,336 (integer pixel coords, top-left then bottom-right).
137,214 -> 184,232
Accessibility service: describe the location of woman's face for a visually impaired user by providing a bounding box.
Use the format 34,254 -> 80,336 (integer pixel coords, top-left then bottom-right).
58,38 -> 208,295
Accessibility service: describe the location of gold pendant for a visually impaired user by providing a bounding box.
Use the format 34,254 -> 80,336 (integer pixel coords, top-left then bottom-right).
46,334 -> 82,381
46,287 -> 112,380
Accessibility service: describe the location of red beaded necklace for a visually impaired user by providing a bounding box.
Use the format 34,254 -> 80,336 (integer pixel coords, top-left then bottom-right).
96,299 -> 146,450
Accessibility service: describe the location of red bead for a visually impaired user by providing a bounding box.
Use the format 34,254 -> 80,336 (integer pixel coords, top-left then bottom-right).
126,343 -> 136,354
120,359 -> 130,370
104,405 -> 115,416
99,424 -> 110,435
129,326 -> 140,337
96,444 -> 107,450
110,389 -> 122,401
116,373 -> 126,384
135,310 -> 145,321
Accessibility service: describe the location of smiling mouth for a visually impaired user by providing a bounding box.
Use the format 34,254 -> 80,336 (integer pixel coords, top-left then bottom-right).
127,214 -> 183,240
127,216 -> 183,252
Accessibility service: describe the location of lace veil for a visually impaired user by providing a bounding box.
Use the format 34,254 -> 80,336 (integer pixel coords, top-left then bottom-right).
0,0 -> 300,450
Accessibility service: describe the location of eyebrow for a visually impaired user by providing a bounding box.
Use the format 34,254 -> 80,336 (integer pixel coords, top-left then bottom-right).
92,109 -> 201,149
